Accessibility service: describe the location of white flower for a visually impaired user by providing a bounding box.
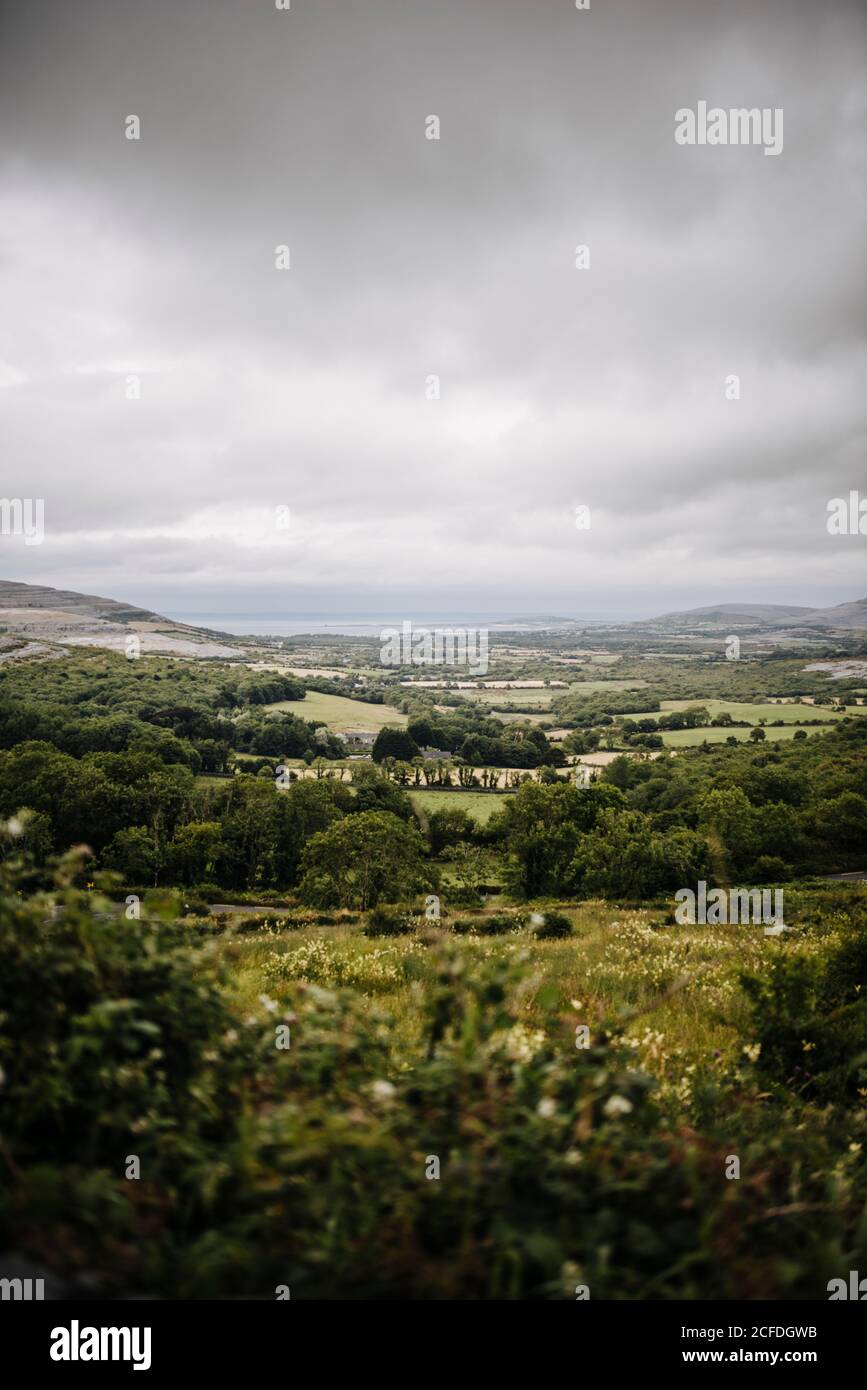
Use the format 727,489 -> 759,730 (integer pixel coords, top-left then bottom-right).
537,1097 -> 557,1118
370,1080 -> 396,1101
5,817 -> 23,838
258,994 -> 278,1013
496,1023 -> 547,1063
742,1043 -> 762,1063
564,1148 -> 583,1166
603,1095 -> 633,1118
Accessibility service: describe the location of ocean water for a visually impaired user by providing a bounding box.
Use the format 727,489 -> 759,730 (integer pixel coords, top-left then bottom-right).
164,613 -> 606,638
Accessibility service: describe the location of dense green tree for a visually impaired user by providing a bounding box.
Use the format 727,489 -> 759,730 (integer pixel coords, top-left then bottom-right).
168,821 -> 224,885
276,777 -> 352,884
427,806 -> 476,855
492,781 -> 627,898
570,809 -> 710,898
298,810 -> 430,909
103,825 -> 160,884
371,727 -> 420,763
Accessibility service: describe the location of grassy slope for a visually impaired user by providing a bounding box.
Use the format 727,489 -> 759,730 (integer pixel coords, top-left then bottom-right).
264,690 -> 407,732
410,788 -> 510,824
628,698 -> 867,724
218,887 -> 865,1081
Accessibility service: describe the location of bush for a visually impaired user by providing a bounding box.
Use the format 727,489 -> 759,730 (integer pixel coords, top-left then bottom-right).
451,918 -> 477,935
478,912 -> 523,935
0,857 -> 258,1186
236,913 -> 297,933
747,856 -> 791,883
363,905 -> 415,937
533,911 -> 574,939
740,925 -> 867,1101
179,895 -> 212,917
451,912 -> 522,936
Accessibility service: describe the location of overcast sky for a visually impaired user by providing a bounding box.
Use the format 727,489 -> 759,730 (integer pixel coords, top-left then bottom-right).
1,0 -> 865,619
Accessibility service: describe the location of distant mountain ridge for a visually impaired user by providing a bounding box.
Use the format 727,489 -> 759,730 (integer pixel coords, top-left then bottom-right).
1,581 -> 865,639
0,581 -> 241,658
644,598 -> 867,631
0,579 -> 160,624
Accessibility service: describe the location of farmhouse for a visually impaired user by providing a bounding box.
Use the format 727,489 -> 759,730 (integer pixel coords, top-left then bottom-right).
342,729 -> 377,747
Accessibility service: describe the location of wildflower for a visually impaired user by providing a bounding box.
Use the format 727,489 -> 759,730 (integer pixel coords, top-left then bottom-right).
537,1097 -> 557,1118
742,1043 -> 762,1063
370,1080 -> 396,1101
494,1023 -> 547,1064
603,1095 -> 633,1118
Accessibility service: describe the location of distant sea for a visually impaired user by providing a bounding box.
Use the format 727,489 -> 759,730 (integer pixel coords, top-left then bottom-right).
164,612 -> 614,639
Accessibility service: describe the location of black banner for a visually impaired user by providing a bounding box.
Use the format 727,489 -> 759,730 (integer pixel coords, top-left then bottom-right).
1,1300 -> 863,1376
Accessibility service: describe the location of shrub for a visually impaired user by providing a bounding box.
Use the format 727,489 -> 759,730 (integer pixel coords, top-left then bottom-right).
740,926 -> 867,1101
0,857 -> 258,1185
533,911 -> 574,939
452,913 -> 522,936
477,912 -> 523,935
363,905 -> 415,937
179,895 -> 212,917
747,856 -> 791,883
236,913 -> 297,933
451,918 -> 476,935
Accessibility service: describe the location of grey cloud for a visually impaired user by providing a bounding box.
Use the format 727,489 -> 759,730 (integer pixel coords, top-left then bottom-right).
0,0 -> 864,616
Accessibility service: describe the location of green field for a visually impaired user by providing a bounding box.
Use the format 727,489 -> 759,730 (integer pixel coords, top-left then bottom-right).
554,678 -> 649,692
483,708 -> 552,725
628,698 -> 865,724
264,690 -> 407,732
461,679 -> 648,710
410,789 -> 510,824
660,724 -> 830,748
458,687 -> 556,708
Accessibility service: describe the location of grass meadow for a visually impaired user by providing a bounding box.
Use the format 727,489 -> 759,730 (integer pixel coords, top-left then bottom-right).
629,698 -> 867,724
263,690 -> 407,731
659,724 -> 827,747
210,889 -> 861,1104
410,788 -> 511,823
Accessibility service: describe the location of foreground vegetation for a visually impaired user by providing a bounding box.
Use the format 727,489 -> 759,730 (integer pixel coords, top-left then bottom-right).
1,846 -> 864,1300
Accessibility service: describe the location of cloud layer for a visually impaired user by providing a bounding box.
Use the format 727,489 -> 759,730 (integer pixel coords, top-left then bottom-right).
1,0 -> 865,617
